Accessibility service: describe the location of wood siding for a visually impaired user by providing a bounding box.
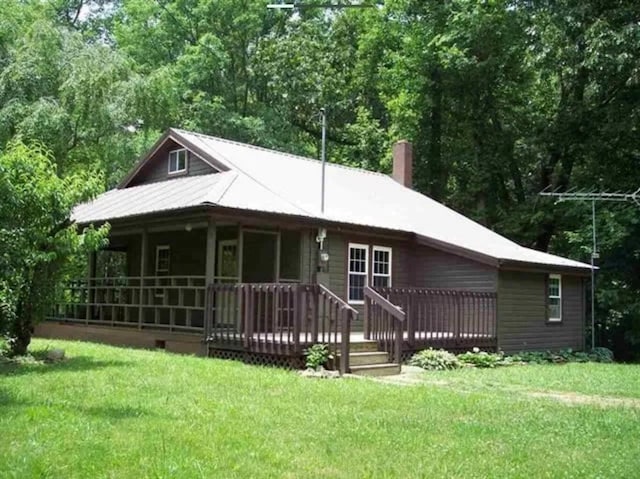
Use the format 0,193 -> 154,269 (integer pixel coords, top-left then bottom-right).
497,271 -> 585,353
128,139 -> 216,187
413,244 -> 498,292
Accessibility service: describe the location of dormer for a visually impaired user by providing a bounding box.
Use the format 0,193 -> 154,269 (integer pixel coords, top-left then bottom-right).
119,129 -> 230,188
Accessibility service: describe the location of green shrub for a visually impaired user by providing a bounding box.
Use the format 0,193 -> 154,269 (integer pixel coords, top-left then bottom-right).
458,348 -> 506,368
589,347 -> 614,363
304,344 -> 333,369
409,348 -> 460,370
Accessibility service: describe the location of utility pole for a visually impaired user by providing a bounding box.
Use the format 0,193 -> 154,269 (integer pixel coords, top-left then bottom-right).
539,188 -> 640,350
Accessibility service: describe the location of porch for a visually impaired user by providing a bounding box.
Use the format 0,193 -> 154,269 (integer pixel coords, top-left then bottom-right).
46,278 -> 497,373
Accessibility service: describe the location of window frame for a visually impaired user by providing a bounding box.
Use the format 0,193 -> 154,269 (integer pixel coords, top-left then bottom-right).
168,148 -> 188,175
372,245 -> 392,289
547,273 -> 562,323
347,243 -> 369,305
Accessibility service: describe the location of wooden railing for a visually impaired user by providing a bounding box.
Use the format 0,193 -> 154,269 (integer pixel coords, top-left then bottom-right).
48,276 -> 206,332
206,283 -> 357,374
375,287 -> 497,349
363,286 -> 405,363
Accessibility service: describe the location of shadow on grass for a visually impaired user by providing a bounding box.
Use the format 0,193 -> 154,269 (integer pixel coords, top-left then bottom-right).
0,355 -> 131,377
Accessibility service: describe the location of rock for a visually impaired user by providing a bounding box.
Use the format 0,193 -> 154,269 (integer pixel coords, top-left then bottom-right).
46,348 -> 65,362
298,366 -> 341,379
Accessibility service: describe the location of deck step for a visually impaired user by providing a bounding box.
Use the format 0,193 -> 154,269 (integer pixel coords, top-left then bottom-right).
349,341 -> 379,353
338,351 -> 389,367
350,363 -> 401,377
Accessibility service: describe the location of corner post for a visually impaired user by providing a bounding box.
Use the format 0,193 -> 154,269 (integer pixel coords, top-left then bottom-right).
138,229 -> 148,330
204,218 -> 217,340
86,252 -> 97,324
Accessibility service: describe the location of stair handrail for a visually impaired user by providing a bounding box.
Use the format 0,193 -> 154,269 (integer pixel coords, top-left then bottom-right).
364,286 -> 405,363
318,283 -> 357,375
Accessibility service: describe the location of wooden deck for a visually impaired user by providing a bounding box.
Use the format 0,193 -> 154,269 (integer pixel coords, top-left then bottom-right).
46,277 -> 498,371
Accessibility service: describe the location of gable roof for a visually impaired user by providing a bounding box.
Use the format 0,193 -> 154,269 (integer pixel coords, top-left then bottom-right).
73,128 -> 591,271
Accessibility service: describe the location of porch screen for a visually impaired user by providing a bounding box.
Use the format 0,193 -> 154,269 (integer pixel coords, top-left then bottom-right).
348,243 -> 368,304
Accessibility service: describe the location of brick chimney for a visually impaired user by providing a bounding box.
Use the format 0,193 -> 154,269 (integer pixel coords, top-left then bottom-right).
392,140 -> 413,188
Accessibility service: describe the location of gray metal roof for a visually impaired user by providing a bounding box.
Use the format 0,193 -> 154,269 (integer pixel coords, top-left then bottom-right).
73,128 -> 591,270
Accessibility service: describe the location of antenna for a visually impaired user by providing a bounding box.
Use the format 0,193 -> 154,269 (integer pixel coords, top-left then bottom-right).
539,187 -> 640,350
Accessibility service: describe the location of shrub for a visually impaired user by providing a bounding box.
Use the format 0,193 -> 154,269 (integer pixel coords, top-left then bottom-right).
304,344 -> 333,370
589,347 -> 614,363
457,348 -> 506,368
409,348 -> 460,370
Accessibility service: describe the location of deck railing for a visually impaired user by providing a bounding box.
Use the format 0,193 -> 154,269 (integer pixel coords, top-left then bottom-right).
206,283 -> 357,374
375,287 -> 497,349
363,286 -> 406,363
48,276 -> 206,332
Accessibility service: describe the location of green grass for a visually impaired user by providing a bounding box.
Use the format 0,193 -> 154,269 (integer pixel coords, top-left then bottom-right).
1,340 -> 639,478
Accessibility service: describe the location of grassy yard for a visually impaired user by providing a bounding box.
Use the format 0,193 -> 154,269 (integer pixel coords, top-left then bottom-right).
1,340 -> 639,478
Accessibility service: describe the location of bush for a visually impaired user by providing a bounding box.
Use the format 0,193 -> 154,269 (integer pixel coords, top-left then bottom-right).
409,348 -> 460,370
457,348 -> 506,368
304,344 -> 333,369
510,348 -> 615,364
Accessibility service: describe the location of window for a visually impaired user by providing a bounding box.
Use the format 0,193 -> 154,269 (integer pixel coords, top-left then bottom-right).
548,274 -> 562,322
155,246 -> 170,297
168,148 -> 187,174
372,246 -> 392,288
348,243 -> 368,304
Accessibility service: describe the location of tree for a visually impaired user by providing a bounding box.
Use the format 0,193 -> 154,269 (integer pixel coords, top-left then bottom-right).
0,140 -> 108,356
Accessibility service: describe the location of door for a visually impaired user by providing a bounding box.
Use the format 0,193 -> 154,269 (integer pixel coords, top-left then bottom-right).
215,240 -> 239,332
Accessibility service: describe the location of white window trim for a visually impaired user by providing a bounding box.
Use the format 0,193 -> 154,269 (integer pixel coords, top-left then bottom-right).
168,148 -> 188,175
372,245 -> 392,288
548,273 -> 562,322
347,243 -> 368,305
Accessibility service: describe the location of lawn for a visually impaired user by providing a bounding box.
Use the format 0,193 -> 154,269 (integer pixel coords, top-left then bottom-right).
1,340 -> 639,478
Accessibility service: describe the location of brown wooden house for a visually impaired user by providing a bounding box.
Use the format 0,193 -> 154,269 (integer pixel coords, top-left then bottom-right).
38,128 -> 592,376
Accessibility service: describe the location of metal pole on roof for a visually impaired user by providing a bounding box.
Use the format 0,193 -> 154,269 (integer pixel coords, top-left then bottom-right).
320,107 -> 327,214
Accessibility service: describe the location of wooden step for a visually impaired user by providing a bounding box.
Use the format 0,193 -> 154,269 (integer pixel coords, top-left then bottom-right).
350,363 -> 401,377
349,341 -> 379,353
336,351 -> 390,367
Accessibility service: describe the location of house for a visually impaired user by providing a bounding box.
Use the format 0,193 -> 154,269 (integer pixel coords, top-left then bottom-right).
37,128 -> 592,376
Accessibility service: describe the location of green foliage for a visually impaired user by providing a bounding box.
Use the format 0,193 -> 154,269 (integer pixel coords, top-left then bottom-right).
457,348 -> 507,368
304,343 -> 333,369
510,348 -> 615,365
0,140 -> 108,355
409,348 -> 460,371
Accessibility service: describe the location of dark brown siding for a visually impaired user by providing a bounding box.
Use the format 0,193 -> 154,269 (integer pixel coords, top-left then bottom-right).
128,139 -> 217,187
414,244 -> 498,292
497,271 -> 585,353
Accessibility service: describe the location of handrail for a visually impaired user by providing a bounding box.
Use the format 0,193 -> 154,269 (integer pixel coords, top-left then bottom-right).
364,286 -> 404,364
319,283 -> 358,315
364,286 -> 405,321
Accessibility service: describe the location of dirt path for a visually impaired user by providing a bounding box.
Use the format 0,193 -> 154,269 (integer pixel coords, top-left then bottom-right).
358,365 -> 640,409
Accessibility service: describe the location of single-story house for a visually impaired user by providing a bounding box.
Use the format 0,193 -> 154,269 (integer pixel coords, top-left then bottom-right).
38,128 -> 592,376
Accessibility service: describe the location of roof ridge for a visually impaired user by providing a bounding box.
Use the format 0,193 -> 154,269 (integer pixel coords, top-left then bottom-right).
171,128 -> 390,178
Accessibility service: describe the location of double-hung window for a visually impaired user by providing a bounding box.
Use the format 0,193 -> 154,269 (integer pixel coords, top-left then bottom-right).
547,274 -> 562,322
372,246 -> 392,288
168,148 -> 187,174
348,243 -> 368,304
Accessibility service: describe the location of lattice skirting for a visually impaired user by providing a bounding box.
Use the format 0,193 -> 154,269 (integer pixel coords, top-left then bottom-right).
208,348 -> 305,369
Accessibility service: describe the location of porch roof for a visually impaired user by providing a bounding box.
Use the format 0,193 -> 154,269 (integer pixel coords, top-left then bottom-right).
73,128 -> 591,271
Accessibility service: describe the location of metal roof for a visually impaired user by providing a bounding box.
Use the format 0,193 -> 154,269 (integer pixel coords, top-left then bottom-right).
73,128 -> 592,271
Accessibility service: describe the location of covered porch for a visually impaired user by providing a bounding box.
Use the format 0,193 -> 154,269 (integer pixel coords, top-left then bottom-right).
45,215 -> 498,373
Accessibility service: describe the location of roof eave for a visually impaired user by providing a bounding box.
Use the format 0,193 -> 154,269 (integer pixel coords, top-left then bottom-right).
498,258 -> 594,276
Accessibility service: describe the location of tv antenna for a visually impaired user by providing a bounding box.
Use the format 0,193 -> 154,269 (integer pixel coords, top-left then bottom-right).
539,187 -> 640,349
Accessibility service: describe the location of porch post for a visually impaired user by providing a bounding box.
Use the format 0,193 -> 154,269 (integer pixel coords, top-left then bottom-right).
85,252 -> 96,324
204,218 -> 217,339
138,229 -> 148,329
237,225 -> 244,282
275,230 -> 281,283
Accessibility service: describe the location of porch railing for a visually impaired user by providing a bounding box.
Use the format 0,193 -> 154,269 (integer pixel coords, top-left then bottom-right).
206,283 -> 357,374
48,276 -> 206,332
363,286 -> 405,363
375,287 -> 497,349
